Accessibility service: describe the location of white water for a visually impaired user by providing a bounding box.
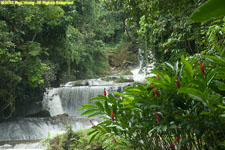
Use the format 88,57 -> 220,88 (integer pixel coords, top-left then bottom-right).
0,117 -> 100,149
0,80 -> 131,149
63,79 -> 114,87
43,83 -> 131,117
12,142 -> 42,149
131,57 -> 146,82
0,48 -> 156,149
131,49 -> 155,82
0,141 -> 43,149
0,117 -> 100,142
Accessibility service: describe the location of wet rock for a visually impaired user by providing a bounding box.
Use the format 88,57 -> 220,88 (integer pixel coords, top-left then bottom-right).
56,113 -> 69,117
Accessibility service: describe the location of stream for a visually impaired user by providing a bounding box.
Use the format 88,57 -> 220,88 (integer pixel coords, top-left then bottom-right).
0,49 -> 155,150
0,81 -> 132,149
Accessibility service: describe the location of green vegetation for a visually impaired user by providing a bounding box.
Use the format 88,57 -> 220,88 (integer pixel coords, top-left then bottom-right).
42,126 -> 134,150
1,0 -> 225,149
81,52 -> 225,149
0,1 -> 137,120
105,0 -> 224,63
78,0 -> 225,150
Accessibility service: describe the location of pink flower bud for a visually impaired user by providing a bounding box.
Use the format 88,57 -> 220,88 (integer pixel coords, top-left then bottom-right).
89,119 -> 95,126
154,112 -> 161,123
200,63 -> 205,76
153,88 -> 159,97
113,137 -> 117,144
157,75 -> 160,80
111,111 -> 114,121
176,78 -> 180,88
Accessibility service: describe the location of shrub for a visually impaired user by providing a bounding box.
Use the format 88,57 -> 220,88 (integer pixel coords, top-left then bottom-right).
80,52 -> 225,149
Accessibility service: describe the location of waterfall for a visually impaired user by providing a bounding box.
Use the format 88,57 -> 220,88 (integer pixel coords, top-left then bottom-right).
131,49 -> 155,82
0,117 -> 100,142
0,52 -> 142,149
43,82 -> 131,117
131,49 -> 145,82
0,47 -> 155,149
0,79 -> 132,149
0,117 -> 100,149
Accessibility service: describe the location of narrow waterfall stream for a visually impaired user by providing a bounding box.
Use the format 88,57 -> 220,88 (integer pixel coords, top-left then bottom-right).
131,49 -> 155,82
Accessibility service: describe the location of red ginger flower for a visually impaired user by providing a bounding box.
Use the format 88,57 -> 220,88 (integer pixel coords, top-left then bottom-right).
103,89 -> 106,96
174,136 -> 180,144
153,87 -> 159,97
153,112 -> 161,123
113,137 -> 117,144
151,82 -> 154,88
111,111 -> 114,121
89,119 -> 95,126
157,74 -> 160,80
170,143 -> 175,150
200,62 -> 205,76
176,78 -> 180,88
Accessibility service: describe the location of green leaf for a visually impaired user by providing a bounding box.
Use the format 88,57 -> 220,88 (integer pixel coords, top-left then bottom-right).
78,104 -> 97,111
218,105 -> 225,109
215,67 -> 225,74
216,74 -> 225,79
203,89 -> 209,100
81,109 -> 98,116
124,87 -> 142,92
95,101 -> 104,111
165,62 -> 174,71
188,94 -> 205,104
87,129 -> 98,136
162,125 -> 167,132
108,94 -> 115,103
88,132 -> 99,144
205,55 -> 225,66
163,75 -> 171,83
88,112 -> 104,118
181,55 -> 193,79
200,112 -> 213,116
175,61 -> 179,75
113,92 -> 124,97
207,74 -> 215,87
218,84 -> 225,91
89,95 -> 108,101
190,0 -> 225,22
120,101 -> 132,105
104,101 -> 111,116
97,120 -> 113,126
178,88 -> 202,97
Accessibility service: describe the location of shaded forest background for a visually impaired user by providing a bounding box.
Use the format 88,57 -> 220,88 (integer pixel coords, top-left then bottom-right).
0,0 -> 224,120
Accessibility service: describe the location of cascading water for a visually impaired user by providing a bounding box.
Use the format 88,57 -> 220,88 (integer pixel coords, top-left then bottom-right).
131,49 -> 145,82
131,49 -> 155,82
43,82 -> 131,117
0,79 -> 131,149
0,48 -> 155,149
0,117 -> 100,142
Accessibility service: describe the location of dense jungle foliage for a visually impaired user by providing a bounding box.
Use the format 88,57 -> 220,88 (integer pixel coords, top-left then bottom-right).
78,0 -> 225,150
106,0 -> 224,62
0,1 -> 140,120
0,4 -> 224,150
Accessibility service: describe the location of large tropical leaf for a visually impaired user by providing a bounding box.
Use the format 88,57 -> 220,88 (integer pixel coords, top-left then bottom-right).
190,0 -> 225,22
